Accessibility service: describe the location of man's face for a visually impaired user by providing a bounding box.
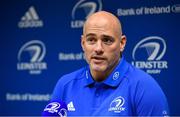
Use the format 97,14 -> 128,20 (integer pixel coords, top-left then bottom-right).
81,18 -> 123,74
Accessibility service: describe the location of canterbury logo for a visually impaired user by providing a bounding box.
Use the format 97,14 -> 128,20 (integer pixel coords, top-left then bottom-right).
18,6 -> 43,28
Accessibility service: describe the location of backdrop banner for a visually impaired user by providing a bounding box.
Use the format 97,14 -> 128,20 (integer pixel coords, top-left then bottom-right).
0,0 -> 180,115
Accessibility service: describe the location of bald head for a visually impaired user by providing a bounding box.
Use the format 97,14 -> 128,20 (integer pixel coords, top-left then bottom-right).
83,11 -> 122,38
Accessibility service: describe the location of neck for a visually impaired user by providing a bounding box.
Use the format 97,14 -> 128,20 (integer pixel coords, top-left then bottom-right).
90,57 -> 121,82
91,71 -> 108,82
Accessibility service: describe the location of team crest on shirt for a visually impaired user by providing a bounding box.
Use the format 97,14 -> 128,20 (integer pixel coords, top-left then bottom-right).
108,96 -> 125,113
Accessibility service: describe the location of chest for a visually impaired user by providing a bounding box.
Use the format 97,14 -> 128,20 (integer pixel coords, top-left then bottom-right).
63,83 -> 134,116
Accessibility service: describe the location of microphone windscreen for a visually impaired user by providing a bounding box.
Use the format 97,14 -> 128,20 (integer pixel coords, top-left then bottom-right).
42,100 -> 67,117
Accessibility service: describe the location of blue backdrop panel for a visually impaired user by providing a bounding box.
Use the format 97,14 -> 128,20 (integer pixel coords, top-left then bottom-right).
0,0 -> 180,115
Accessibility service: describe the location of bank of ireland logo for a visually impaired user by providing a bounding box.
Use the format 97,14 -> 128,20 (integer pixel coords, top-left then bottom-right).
71,0 -> 102,28
108,96 -> 125,113
17,40 -> 47,74
132,36 -> 168,74
171,4 -> 180,13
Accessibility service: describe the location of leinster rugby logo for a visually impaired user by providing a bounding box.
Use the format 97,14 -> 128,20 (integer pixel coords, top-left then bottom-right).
17,40 -> 47,74
132,36 -> 166,61
71,0 -> 102,28
132,36 -> 168,74
108,96 -> 125,113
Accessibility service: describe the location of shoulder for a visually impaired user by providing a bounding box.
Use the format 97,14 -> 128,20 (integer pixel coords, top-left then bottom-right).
126,64 -> 169,115
120,59 -> 161,91
51,67 -> 86,100
127,63 -> 157,86
126,63 -> 167,102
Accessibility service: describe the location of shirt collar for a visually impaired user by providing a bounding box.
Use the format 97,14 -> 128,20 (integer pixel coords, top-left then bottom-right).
103,56 -> 129,87
84,67 -> 95,86
84,56 -> 129,87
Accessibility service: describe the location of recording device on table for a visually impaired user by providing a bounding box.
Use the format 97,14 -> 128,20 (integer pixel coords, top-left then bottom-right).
42,100 -> 67,117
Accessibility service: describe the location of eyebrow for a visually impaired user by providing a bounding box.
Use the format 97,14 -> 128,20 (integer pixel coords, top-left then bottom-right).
86,33 -> 114,38
85,33 -> 115,41
101,35 -> 114,40
85,33 -> 96,37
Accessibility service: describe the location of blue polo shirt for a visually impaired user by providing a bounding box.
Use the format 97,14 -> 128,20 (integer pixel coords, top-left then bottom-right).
51,57 -> 169,116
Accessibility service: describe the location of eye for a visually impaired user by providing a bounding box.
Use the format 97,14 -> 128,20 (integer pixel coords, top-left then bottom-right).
102,37 -> 114,45
86,37 -> 96,44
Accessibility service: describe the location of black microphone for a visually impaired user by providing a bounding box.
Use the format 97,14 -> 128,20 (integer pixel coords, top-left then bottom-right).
42,100 -> 68,117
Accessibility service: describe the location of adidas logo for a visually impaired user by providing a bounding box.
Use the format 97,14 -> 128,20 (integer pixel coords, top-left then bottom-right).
18,6 -> 43,28
67,101 -> 76,111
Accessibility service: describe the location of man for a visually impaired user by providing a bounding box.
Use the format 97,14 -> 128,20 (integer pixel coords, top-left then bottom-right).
51,11 -> 169,116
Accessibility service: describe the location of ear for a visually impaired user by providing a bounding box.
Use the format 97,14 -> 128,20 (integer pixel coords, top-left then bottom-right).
120,35 -> 126,52
81,35 -> 85,51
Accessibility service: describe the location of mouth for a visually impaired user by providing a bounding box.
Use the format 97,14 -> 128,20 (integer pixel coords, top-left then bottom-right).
91,56 -> 106,63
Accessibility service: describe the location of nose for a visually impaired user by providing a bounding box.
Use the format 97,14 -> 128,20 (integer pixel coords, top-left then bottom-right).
95,40 -> 104,55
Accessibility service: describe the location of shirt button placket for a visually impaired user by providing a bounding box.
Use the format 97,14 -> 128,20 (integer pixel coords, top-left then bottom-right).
95,90 -> 100,97
94,83 -> 103,107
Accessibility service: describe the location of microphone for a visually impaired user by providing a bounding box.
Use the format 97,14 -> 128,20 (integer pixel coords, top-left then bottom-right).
42,100 -> 68,117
